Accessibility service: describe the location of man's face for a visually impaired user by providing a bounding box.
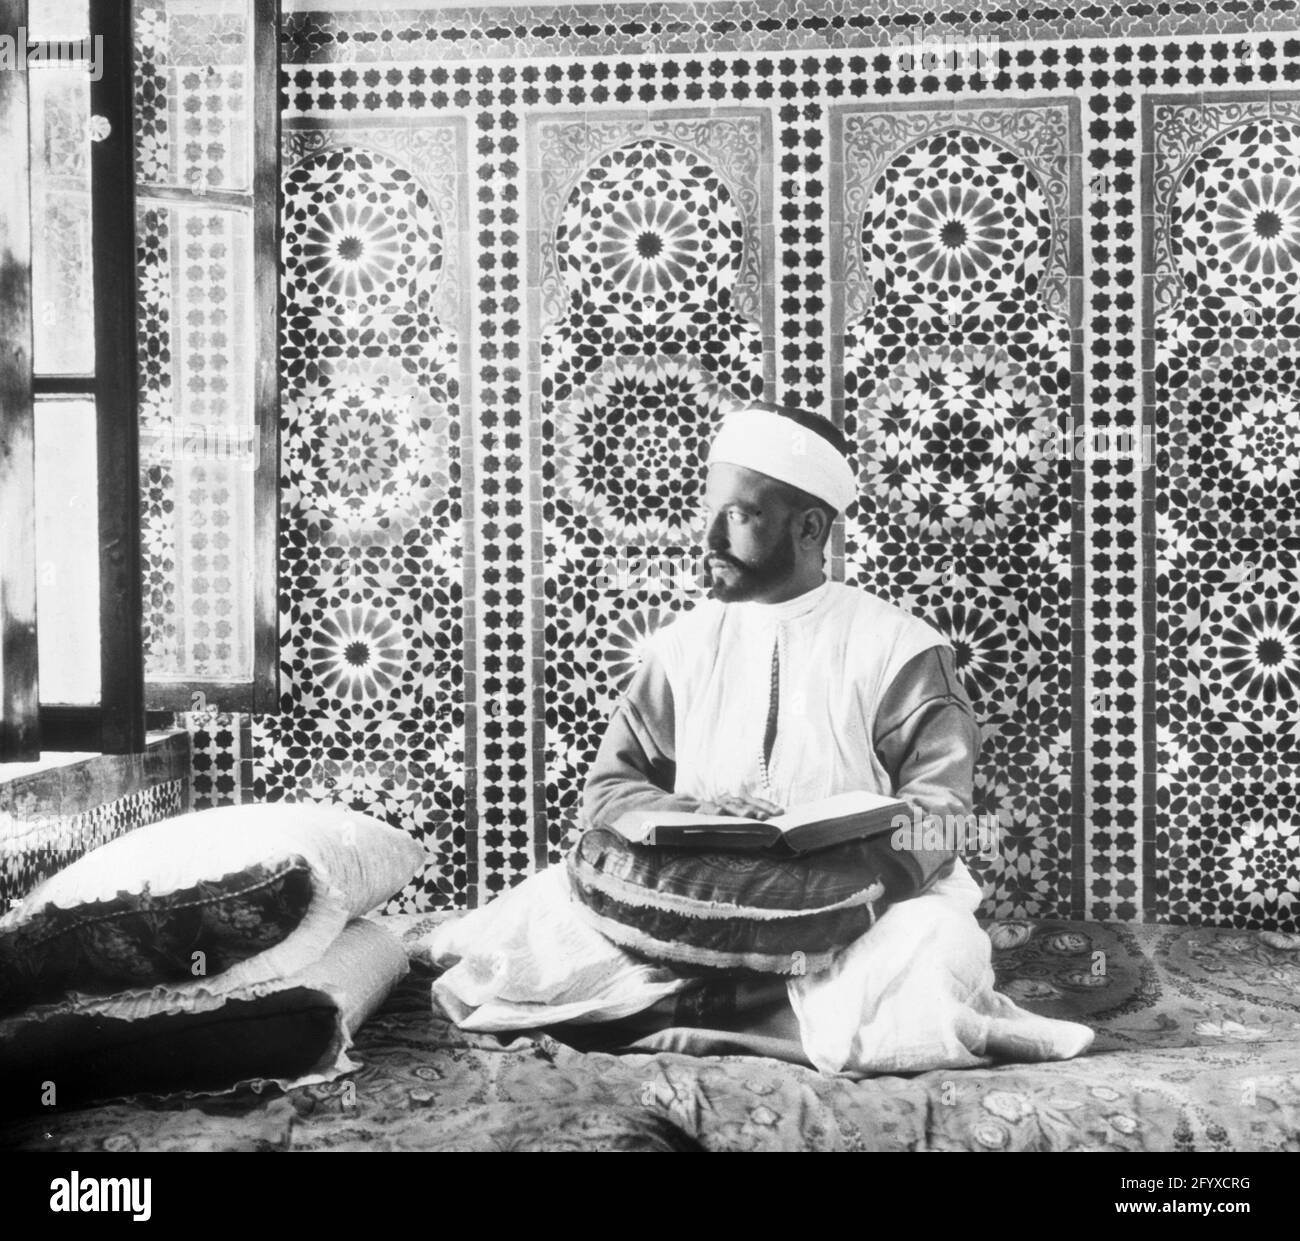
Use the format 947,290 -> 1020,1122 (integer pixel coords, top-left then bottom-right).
700,463 -> 799,603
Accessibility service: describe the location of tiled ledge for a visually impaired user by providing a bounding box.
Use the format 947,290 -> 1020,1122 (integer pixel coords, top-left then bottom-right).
0,732 -> 191,904
0,731 -> 189,821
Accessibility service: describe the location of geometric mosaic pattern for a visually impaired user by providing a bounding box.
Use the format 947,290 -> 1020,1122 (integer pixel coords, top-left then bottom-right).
182,709 -> 254,811
135,2 -> 250,194
533,117 -> 771,869
257,125 -> 473,912
1152,99 -> 1300,931
0,779 -> 186,906
836,104 -> 1081,919
175,7 -> 1296,929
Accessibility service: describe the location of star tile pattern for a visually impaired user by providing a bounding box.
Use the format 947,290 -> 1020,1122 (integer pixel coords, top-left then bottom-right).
1153,100 -> 1300,932
265,125 -> 473,911
0,781 -> 186,907
837,105 -> 1081,918
533,116 -> 771,870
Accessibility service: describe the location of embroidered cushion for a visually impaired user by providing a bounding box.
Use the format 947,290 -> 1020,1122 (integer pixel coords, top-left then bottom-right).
0,917 -> 408,1112
0,858 -> 314,1014
566,827 -> 909,975
0,802 -> 426,1017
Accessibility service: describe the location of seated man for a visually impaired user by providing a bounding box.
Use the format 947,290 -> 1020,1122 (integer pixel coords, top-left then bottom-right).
427,402 -> 1093,1074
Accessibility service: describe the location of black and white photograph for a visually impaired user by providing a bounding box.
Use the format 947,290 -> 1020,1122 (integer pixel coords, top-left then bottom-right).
0,0 -> 1296,1185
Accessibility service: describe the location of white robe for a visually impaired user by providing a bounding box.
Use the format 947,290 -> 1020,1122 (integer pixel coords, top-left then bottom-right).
426,581 -> 1094,1074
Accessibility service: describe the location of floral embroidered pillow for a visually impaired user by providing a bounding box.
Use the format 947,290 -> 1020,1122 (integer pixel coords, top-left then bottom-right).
0,802 -> 426,1020
0,860 -> 314,1016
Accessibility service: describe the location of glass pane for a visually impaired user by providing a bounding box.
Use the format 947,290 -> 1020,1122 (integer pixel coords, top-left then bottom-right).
136,200 -> 255,426
137,201 -> 256,683
27,0 -> 89,43
35,398 -> 101,706
29,65 -> 94,376
139,455 -> 255,684
134,0 -> 253,195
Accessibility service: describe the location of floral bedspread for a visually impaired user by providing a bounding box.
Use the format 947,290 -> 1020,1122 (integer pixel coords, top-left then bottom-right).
4,917 -> 1300,1152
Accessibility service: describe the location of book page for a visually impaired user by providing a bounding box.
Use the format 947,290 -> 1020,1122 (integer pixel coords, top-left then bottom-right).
639,811 -> 761,828
768,790 -> 904,831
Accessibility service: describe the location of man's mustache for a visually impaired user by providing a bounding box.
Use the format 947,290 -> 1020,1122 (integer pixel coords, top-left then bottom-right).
696,550 -> 747,591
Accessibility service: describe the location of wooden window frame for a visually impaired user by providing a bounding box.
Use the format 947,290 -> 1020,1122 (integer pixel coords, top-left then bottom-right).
0,0 -> 280,759
0,0 -> 39,761
90,0 -> 145,753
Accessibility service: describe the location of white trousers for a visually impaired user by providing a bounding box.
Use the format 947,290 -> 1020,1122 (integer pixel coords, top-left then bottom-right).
789,858 -> 1094,1074
424,860 -> 1094,1076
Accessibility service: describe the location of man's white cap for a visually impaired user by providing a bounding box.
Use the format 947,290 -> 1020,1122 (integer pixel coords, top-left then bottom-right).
706,404 -> 856,514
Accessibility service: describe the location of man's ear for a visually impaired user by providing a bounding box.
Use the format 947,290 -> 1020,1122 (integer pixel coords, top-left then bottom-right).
798,505 -> 832,548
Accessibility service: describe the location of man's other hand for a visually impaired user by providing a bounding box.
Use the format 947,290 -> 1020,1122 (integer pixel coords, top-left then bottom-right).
698,795 -> 784,821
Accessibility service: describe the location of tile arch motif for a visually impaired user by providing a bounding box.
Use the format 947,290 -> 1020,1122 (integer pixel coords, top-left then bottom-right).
836,102 -> 1075,327
1146,98 -> 1300,322
271,117 -> 476,909
532,111 -> 772,343
282,123 -> 466,334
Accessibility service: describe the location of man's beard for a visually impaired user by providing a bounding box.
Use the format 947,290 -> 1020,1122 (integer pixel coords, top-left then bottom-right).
703,538 -> 797,602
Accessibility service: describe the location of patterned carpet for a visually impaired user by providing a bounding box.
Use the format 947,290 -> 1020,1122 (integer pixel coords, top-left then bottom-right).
3,917 -> 1299,1152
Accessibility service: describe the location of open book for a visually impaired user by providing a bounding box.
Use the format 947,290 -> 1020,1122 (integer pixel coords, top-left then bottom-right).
608,790 -> 909,855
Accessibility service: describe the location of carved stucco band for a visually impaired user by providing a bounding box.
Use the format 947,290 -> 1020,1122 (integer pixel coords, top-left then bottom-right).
529,111 -> 771,336
1148,96 -> 1300,323
836,103 -> 1074,326
281,122 -> 465,333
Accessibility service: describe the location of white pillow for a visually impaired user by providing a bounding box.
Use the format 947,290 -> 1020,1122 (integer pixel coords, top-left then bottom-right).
0,801 -> 426,1016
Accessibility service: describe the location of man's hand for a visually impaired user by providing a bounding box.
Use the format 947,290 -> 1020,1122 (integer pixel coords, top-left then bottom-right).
697,794 -> 784,821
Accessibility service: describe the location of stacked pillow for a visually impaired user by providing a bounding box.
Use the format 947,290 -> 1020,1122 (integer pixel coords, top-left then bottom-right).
0,802 -> 425,1111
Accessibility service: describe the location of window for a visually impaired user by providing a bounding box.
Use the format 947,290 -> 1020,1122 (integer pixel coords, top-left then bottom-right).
0,0 -> 278,761
133,0 -> 279,715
